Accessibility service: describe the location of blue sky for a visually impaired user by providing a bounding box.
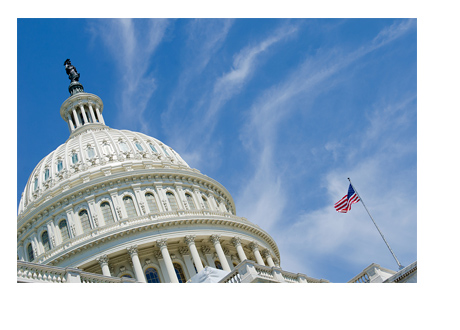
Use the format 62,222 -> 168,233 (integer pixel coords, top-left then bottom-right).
17,18 -> 417,283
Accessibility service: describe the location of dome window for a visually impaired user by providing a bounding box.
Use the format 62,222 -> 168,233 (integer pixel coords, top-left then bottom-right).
185,193 -> 196,210
41,231 -> 51,252
202,196 -> 209,210
100,202 -> 114,224
123,196 -> 138,218
57,160 -> 63,172
119,141 -> 129,152
149,143 -> 158,153
27,244 -> 34,261
44,168 -> 50,181
135,141 -> 144,151
161,146 -> 170,156
71,153 -> 79,164
166,192 -> 178,211
79,210 -> 91,233
33,177 -> 39,191
87,147 -> 95,159
59,220 -> 70,242
145,193 -> 159,213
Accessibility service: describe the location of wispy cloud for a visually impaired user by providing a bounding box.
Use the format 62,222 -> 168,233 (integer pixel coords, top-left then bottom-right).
89,18 -> 169,132
168,23 -> 299,170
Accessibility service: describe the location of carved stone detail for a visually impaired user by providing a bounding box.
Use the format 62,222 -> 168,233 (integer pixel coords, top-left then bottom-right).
156,238 -> 168,249
262,249 -> 271,258
96,254 -> 109,266
231,236 -> 242,247
126,245 -> 138,257
179,246 -> 189,255
201,246 -> 211,254
249,242 -> 259,252
210,234 -> 221,245
184,235 -> 196,245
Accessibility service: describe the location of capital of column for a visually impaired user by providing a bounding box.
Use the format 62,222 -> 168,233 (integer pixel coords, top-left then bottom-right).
249,242 -> 260,252
262,249 -> 271,258
184,235 -> 196,245
231,236 -> 242,247
156,238 -> 168,249
96,254 -> 109,267
210,234 -> 221,245
127,245 -> 139,257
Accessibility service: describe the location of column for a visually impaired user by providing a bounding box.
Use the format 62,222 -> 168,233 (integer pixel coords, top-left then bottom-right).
156,239 -> 179,283
154,250 -> 170,283
72,108 -> 81,127
127,245 -> 146,283
179,246 -> 197,277
232,236 -> 247,262
249,242 -> 265,266
262,249 -> 276,267
79,104 -> 89,124
97,255 -> 111,277
184,235 -> 204,273
88,103 -> 97,123
95,106 -> 105,125
67,114 -> 75,131
209,235 -> 231,271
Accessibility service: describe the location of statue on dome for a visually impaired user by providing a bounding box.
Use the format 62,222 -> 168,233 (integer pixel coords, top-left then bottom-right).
64,59 -> 80,82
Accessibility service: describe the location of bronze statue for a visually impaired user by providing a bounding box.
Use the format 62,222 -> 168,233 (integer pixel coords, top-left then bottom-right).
64,59 -> 80,82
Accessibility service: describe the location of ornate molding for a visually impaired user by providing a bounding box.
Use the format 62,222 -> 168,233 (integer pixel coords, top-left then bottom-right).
249,242 -> 259,252
184,235 -> 196,245
126,245 -> 138,257
96,254 -> 109,267
231,236 -> 242,247
179,246 -> 189,255
210,234 -> 221,245
156,238 -> 168,249
201,246 -> 211,254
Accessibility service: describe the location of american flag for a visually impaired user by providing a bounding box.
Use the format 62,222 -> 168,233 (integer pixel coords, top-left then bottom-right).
334,184 -> 361,213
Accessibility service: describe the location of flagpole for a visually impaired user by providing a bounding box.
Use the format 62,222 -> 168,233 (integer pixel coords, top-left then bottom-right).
347,178 -> 404,270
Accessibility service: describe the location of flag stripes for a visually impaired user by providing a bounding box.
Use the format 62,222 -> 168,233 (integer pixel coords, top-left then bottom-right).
334,184 -> 360,213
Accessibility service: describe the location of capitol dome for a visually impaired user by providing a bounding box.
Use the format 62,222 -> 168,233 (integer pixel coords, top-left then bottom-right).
17,61 -> 321,284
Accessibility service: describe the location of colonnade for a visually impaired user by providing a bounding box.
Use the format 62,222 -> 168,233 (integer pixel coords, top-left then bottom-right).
94,235 -> 279,283
67,102 -> 104,132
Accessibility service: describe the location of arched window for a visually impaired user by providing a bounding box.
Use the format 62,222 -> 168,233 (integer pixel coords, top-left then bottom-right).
149,143 -> 158,153
166,192 -> 178,211
145,267 -> 161,283
214,260 -> 223,270
123,196 -> 138,217
202,196 -> 209,209
102,143 -> 112,155
145,193 -> 159,213
59,220 -> 70,242
100,202 -> 114,224
121,274 -> 132,278
41,231 -> 50,252
173,263 -> 186,283
215,200 -> 220,211
33,177 -> 39,191
27,244 -> 34,261
79,209 -> 91,233
185,193 -> 196,210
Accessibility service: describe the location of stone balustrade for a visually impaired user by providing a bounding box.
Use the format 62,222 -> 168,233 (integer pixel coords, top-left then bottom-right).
17,260 -> 137,283
219,260 -> 328,283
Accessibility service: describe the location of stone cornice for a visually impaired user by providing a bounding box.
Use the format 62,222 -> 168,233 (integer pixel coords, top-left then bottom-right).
38,212 -> 279,266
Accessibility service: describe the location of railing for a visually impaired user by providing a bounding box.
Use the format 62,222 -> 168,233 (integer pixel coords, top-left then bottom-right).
17,260 -> 137,283
219,260 -> 328,283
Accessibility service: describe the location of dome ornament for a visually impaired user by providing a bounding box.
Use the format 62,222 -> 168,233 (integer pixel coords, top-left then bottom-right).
64,59 -> 84,95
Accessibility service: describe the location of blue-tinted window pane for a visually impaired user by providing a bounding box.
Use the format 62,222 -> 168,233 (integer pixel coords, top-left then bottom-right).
135,142 -> 144,151
161,146 -> 170,156
33,178 -> 38,191
145,268 -> 161,283
119,142 -> 129,152
44,168 -> 49,181
41,231 -> 50,252
27,244 -> 34,261
87,147 -> 95,159
174,263 -> 186,283
57,160 -> 63,172
149,144 -> 157,153
72,153 -> 78,164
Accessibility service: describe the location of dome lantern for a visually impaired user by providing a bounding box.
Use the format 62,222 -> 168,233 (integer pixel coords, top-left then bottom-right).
61,59 -> 106,136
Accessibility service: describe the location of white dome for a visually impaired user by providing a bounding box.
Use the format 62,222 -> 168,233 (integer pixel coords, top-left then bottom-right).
18,127 -> 192,216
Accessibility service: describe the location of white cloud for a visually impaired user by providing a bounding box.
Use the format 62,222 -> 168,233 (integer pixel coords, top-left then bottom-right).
89,19 -> 169,132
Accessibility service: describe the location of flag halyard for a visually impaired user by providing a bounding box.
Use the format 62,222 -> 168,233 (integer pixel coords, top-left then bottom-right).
334,184 -> 360,213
